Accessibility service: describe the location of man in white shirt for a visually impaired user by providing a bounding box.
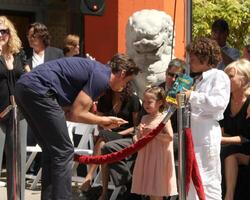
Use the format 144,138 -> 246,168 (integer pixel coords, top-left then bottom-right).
211,19 -> 240,70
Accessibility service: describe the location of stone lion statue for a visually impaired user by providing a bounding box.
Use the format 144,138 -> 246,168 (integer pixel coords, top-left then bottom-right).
126,9 -> 174,98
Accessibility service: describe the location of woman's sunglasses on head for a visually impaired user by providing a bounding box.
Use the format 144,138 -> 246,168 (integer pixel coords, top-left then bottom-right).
0,29 -> 9,36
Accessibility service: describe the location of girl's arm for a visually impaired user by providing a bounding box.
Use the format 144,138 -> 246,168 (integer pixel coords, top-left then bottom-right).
132,121 -> 146,142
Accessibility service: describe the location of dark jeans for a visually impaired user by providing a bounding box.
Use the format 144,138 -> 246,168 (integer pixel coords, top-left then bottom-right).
15,84 -> 74,200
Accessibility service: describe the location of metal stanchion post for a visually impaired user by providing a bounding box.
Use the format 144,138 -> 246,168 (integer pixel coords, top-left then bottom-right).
177,93 -> 187,200
10,95 -> 21,200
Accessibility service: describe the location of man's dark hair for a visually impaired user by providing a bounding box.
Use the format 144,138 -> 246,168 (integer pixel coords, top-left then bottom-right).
28,22 -> 51,47
186,37 -> 222,68
108,53 -> 140,76
212,19 -> 229,33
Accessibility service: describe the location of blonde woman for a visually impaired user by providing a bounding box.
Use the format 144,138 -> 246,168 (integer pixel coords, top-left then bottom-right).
221,59 -> 250,200
63,34 -> 80,57
0,16 -> 30,200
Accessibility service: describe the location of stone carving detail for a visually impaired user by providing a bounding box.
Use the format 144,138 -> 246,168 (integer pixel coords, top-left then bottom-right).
126,9 -> 174,98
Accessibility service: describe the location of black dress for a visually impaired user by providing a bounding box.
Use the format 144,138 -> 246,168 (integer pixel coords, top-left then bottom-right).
0,50 -> 27,120
97,89 -> 141,142
220,96 -> 250,158
220,96 -> 250,200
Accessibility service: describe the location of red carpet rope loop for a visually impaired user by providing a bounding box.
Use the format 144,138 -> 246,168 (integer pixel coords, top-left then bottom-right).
74,122 -> 165,164
74,125 -> 205,199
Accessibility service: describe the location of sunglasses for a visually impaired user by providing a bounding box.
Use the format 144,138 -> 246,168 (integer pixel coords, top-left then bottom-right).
0,29 -> 9,36
27,33 -> 39,39
167,72 -> 178,78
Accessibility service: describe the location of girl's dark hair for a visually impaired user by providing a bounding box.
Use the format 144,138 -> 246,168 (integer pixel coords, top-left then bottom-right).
28,22 -> 51,47
186,37 -> 222,68
144,86 -> 166,112
108,53 -> 140,76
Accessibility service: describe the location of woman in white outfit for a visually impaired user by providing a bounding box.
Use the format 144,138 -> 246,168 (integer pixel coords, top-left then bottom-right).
184,37 -> 230,200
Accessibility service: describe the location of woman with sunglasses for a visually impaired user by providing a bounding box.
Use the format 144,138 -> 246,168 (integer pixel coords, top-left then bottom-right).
0,16 -> 30,200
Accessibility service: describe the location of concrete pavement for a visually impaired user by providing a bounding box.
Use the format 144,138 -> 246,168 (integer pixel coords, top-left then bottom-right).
0,180 -> 83,200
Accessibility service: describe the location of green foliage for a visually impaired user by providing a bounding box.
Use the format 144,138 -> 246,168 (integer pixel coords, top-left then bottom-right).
193,0 -> 250,50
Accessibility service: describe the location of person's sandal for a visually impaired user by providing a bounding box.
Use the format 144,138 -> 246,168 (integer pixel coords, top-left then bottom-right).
80,178 -> 92,192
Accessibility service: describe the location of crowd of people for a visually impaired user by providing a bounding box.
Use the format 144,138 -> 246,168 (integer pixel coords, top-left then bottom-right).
0,15 -> 250,200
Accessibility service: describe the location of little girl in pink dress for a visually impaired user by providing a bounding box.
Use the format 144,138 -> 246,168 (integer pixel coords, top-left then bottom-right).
131,86 -> 177,200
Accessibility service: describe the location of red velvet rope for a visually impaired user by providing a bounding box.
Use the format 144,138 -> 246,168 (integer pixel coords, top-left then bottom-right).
185,128 -> 206,200
74,122 -> 165,164
74,124 -> 205,199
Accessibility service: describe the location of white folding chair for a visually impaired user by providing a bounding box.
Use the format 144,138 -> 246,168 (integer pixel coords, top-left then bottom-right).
71,122 -> 96,183
25,122 -> 95,189
25,144 -> 42,189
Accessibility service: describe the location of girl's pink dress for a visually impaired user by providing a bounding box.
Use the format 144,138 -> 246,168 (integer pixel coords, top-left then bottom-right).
131,114 -> 177,197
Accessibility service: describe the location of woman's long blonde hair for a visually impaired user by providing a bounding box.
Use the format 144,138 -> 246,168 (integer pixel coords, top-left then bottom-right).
0,16 -> 22,55
224,59 -> 250,95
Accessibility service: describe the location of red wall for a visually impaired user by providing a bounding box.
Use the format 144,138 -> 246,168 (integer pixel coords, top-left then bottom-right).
84,0 -> 186,63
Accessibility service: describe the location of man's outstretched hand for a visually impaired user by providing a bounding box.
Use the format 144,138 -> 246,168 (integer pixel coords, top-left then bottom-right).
100,116 -> 128,130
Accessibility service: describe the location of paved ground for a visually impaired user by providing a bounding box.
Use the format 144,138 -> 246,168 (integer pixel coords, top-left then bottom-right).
0,184 -> 84,200
0,183 -> 41,200
0,170 -> 141,200
0,171 -> 83,200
